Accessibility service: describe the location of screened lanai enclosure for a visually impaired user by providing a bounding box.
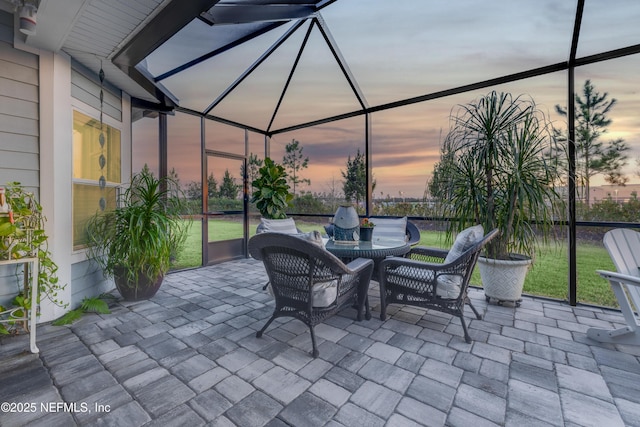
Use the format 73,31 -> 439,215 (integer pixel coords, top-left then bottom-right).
118,0 -> 640,307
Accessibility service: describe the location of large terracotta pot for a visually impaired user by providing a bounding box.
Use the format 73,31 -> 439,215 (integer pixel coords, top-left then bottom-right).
114,267 -> 164,301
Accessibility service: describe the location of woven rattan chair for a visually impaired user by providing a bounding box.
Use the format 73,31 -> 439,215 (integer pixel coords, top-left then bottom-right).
379,228 -> 499,343
248,233 -> 374,357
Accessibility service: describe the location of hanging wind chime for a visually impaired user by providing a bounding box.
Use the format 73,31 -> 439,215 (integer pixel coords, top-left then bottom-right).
98,61 -> 107,211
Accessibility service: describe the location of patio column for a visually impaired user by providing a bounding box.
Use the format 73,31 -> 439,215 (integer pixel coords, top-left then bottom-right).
39,50 -> 73,322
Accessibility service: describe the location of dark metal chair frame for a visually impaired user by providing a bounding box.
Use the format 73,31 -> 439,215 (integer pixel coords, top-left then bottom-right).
248,233 -> 374,357
378,229 -> 499,343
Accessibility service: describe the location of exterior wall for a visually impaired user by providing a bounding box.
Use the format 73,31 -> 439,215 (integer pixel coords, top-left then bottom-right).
70,259 -> 110,308
67,66 -> 128,309
0,9 -> 132,322
0,10 -> 39,308
71,63 -> 122,122
0,11 -> 39,191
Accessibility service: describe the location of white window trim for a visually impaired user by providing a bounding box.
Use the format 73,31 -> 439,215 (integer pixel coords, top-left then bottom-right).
70,95 -> 131,259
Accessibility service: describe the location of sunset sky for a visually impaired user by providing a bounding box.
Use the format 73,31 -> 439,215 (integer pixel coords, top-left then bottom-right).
133,0 -> 640,199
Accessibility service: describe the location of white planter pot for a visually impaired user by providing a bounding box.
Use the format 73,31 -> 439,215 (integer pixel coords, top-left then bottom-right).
478,255 -> 532,306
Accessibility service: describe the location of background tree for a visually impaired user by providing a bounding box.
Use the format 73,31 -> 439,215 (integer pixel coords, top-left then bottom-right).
341,149 -> 376,207
219,169 -> 240,199
289,193 -> 324,214
282,139 -> 310,196
185,173 -> 218,200
323,175 -> 343,213
554,80 -> 629,206
241,153 -> 263,197
207,173 -> 219,198
428,142 -> 456,201
167,167 -> 181,198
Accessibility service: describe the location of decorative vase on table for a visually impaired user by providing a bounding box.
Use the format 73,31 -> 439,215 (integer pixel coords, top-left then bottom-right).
332,205 -> 359,242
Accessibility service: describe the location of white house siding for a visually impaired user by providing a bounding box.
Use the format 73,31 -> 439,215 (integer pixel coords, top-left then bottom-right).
1,9 -> 132,321
71,64 -> 122,122
0,10 -> 39,308
0,11 -> 39,191
70,259 -> 111,308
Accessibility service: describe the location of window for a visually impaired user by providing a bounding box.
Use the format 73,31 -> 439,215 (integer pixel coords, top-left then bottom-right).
72,110 -> 121,249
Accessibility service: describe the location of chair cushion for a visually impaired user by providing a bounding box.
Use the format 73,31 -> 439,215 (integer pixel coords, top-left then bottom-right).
437,225 -> 484,298
260,218 -> 298,234
311,280 -> 338,307
385,264 -> 459,299
444,225 -> 484,264
372,217 -> 407,242
435,276 -> 462,299
295,230 -> 324,248
265,279 -> 338,308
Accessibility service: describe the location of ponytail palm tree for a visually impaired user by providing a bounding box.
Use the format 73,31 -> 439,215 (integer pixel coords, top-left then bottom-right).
433,91 -> 564,260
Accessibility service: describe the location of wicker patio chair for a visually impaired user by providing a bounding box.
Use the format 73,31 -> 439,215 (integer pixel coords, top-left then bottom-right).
405,221 -> 421,245
248,232 -> 374,357
378,228 -> 499,343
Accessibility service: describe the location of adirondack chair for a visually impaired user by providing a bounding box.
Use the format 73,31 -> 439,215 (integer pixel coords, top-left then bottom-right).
588,228 -> 640,346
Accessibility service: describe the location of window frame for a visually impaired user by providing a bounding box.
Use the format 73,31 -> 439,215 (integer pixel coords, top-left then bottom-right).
71,105 -> 124,252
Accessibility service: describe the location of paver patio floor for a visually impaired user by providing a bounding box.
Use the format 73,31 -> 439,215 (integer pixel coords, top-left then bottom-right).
1,258 -> 640,426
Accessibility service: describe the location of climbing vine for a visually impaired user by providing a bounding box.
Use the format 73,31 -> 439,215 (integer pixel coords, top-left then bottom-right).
0,182 -> 67,334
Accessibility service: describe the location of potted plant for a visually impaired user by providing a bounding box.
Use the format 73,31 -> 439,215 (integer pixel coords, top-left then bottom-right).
0,182 -> 67,333
86,166 -> 189,301
251,157 -> 296,233
432,91 -> 564,304
359,218 -> 375,242
251,157 -> 293,220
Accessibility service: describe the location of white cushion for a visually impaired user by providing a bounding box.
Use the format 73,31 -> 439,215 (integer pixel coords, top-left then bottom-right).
265,279 -> 337,308
295,230 -> 324,248
437,225 -> 484,298
372,217 -> 407,242
435,276 -> 461,299
260,218 -> 298,234
384,264 -> 460,300
310,280 -> 338,307
444,225 -> 484,264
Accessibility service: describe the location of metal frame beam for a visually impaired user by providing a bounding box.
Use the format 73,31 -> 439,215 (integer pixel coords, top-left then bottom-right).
113,0 -> 221,106
314,14 -> 368,110
156,22 -> 287,82
203,18 -> 310,115
567,0 -> 585,306
266,19 -> 315,132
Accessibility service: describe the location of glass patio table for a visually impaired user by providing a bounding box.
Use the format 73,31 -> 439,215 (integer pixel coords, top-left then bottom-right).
324,238 -> 411,280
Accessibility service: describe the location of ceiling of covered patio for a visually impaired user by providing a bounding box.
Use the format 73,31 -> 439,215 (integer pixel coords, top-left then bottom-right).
8,0 -> 640,136
3,0 -> 640,200
113,0 -> 640,136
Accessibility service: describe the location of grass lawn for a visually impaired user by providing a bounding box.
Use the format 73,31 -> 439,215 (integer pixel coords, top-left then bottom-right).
173,219 -> 619,308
